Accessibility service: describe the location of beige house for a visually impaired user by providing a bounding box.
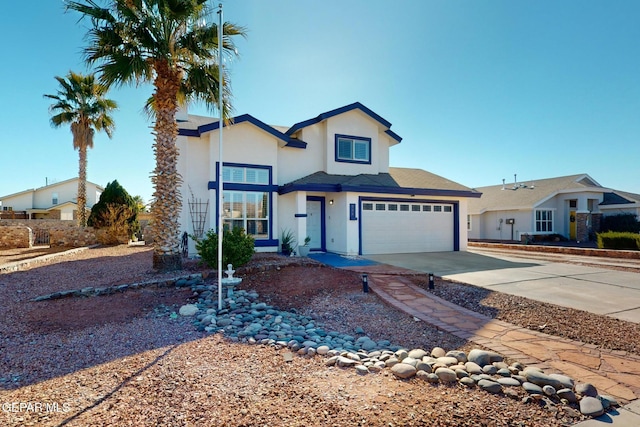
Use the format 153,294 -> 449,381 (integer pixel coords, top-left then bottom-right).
468,174 -> 640,243
0,178 -> 103,220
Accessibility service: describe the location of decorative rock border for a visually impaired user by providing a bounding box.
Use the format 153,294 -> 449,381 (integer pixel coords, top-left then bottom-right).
32,274 -> 204,301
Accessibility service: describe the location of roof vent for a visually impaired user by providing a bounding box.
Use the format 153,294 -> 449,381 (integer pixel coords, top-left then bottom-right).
501,179 -> 505,190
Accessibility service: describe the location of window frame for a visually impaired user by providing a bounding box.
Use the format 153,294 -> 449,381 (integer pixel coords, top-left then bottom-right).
334,134 -> 372,164
535,209 -> 554,233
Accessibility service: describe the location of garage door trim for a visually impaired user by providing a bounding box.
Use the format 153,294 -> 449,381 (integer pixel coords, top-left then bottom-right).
358,196 -> 460,255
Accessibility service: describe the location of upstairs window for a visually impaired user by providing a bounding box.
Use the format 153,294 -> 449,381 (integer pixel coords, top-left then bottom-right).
52,193 -> 58,205
335,134 -> 371,164
223,166 -> 269,184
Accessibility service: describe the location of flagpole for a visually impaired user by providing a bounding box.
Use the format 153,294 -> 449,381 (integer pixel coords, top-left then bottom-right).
217,3 -> 224,311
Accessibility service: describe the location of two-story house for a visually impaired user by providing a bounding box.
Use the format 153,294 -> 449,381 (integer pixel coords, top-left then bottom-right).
0,178 -> 103,220
177,102 -> 481,256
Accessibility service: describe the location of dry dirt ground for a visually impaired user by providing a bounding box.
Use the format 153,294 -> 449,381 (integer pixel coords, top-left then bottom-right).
2,246 -> 631,426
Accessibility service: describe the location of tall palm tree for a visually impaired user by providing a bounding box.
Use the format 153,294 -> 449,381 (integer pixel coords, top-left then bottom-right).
66,0 -> 245,271
44,71 -> 117,227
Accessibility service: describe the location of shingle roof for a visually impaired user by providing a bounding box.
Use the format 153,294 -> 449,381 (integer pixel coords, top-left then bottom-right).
601,191 -> 640,206
279,168 -> 480,198
468,174 -> 604,214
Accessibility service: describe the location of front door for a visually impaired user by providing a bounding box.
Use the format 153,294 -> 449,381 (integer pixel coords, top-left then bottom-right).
569,210 -> 577,240
306,197 -> 324,251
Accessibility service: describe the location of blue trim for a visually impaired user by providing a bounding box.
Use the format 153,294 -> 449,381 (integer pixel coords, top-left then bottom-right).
335,134 -> 372,165
178,114 -> 307,149
358,196 -> 461,255
385,129 -> 402,143
306,196 -> 326,251
279,182 -> 481,199
255,239 -> 278,247
286,102 -> 393,135
294,213 -> 307,218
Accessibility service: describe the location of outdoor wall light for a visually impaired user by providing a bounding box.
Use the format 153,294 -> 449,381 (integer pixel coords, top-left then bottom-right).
428,272 -> 435,290
362,274 -> 369,293
329,199 -> 334,205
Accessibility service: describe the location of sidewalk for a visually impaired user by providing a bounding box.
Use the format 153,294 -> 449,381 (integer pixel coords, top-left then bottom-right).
343,264 -> 640,424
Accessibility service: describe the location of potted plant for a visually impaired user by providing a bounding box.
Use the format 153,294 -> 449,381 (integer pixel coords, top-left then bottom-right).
280,229 -> 296,256
298,236 -> 311,257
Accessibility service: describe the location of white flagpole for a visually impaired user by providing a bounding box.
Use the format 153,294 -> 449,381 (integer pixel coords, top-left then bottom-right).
217,3 -> 224,311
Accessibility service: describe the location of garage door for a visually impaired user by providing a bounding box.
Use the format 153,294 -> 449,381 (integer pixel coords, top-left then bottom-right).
361,201 -> 454,254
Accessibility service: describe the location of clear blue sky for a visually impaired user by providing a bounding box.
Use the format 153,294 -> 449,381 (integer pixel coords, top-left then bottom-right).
1,0 -> 639,205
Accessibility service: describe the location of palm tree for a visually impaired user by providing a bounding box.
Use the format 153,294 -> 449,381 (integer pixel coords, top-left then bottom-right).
44,71 -> 117,227
66,0 -> 246,271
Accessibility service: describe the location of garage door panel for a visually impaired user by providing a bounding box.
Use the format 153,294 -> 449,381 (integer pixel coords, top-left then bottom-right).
362,202 -> 453,255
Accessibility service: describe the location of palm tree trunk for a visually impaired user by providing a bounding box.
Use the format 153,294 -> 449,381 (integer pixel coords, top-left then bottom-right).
77,145 -> 88,227
151,60 -> 183,271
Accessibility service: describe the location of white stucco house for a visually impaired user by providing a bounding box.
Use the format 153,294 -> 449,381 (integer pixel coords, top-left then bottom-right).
0,178 -> 103,220
177,102 -> 480,256
467,174 -> 640,243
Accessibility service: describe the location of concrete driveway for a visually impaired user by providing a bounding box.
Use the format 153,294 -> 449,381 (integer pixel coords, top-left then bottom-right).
364,248 -> 640,323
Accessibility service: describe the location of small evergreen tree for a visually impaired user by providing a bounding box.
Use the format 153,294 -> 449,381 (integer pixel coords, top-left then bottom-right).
88,180 -> 140,240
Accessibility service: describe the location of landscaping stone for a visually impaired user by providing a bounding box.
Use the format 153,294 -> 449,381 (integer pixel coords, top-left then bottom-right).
579,396 -> 605,417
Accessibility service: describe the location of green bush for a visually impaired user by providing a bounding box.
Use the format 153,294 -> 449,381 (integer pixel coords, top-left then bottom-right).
88,180 -> 139,239
596,231 -> 640,251
194,227 -> 255,269
601,213 -> 640,233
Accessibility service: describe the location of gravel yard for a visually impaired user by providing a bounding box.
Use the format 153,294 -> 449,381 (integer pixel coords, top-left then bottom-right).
2,245 -> 635,426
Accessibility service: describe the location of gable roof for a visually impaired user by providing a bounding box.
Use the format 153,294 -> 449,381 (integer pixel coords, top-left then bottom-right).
178,114 -> 307,148
279,167 -> 480,198
600,190 -> 640,206
285,102 -> 403,144
0,178 -> 103,201
468,173 -> 606,214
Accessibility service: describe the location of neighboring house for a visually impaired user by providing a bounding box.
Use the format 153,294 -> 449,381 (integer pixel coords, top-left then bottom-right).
177,102 -> 480,256
0,178 -> 103,220
467,174 -> 640,243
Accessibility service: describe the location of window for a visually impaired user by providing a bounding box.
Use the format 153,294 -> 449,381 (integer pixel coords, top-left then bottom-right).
535,210 -> 553,232
375,203 -> 386,211
434,205 -> 442,212
335,135 -> 371,163
223,166 -> 268,184
411,205 -> 421,212
223,191 -> 269,238
388,204 -> 398,211
400,204 -> 410,211
52,193 -> 58,205
444,205 -> 452,212
423,205 -> 432,212
362,203 -> 373,211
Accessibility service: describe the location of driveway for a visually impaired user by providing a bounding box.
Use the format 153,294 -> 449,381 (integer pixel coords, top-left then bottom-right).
364,248 -> 640,323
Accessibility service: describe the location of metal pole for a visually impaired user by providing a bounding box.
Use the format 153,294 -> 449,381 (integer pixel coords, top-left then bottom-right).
217,3 -> 224,311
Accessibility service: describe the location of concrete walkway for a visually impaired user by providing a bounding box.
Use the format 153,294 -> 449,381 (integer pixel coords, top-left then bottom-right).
364,249 -> 640,323
339,263 -> 640,424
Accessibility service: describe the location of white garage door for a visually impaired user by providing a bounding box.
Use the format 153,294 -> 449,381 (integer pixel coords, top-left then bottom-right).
361,201 -> 454,254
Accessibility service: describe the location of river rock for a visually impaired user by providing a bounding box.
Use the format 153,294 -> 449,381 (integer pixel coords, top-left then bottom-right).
445,350 -> 467,363
178,304 -> 199,316
557,388 -> 578,403
467,349 -> 502,366
522,369 -> 563,390
435,367 -> 457,383
575,383 -> 598,398
580,396 -> 605,417
391,363 -> 417,379
465,362 -> 483,374
431,347 -> 446,358
478,379 -> 502,394
408,349 -> 428,359
522,382 -> 543,395
497,377 -> 521,387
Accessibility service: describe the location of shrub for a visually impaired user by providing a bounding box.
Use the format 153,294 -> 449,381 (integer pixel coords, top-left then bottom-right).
94,203 -> 135,245
194,227 -> 255,269
597,231 -> 640,251
600,213 -> 640,233
88,180 -> 139,239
